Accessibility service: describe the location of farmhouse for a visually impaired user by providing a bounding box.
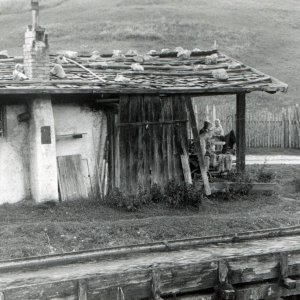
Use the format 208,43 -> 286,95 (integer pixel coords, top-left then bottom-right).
0,1 -> 287,204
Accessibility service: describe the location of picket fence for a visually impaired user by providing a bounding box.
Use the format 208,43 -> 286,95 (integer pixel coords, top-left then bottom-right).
192,102 -> 300,149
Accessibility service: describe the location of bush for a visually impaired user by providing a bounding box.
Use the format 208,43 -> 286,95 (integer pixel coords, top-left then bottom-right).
223,170 -> 253,196
292,178 -> 300,193
256,168 -> 276,183
148,183 -> 165,203
104,182 -> 203,211
104,188 -> 145,212
163,181 -> 203,208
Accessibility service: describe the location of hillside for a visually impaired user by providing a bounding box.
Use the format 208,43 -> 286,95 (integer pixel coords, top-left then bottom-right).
0,0 -> 299,107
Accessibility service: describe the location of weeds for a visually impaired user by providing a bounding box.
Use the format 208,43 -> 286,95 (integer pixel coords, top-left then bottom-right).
256,164 -> 276,183
104,181 -> 203,211
292,178 -> 300,193
223,170 -> 253,196
164,181 -> 203,208
104,188 -> 146,212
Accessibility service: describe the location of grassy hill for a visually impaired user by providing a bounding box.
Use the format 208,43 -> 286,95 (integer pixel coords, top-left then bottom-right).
0,0 -> 299,107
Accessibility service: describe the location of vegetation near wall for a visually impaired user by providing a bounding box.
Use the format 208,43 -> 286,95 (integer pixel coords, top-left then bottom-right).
104,181 -> 203,212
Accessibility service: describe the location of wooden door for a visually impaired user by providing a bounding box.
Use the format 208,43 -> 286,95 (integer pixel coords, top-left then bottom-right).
118,95 -> 189,195
57,154 -> 88,201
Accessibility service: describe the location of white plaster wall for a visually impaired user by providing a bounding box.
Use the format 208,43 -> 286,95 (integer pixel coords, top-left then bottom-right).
53,104 -> 106,199
0,105 -> 30,204
29,99 -> 59,203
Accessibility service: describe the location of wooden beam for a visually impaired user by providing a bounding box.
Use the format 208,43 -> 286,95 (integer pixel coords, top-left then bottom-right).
0,85 -> 286,95
216,260 -> 236,300
236,93 -> 246,171
107,112 -> 116,191
185,96 -> 211,195
2,249 -> 300,300
279,252 -> 297,289
176,278 -> 300,300
78,279 -> 87,300
0,226 -> 299,274
152,269 -> 163,300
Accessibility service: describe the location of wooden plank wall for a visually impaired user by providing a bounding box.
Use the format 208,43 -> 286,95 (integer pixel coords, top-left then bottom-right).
118,95 -> 188,194
57,154 -> 88,201
193,103 -> 300,149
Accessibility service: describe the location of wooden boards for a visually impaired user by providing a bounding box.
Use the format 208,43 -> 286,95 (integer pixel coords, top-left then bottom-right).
0,232 -> 299,300
236,93 -> 246,171
186,96 -> 211,195
119,95 -> 188,194
57,154 -> 88,201
176,279 -> 300,300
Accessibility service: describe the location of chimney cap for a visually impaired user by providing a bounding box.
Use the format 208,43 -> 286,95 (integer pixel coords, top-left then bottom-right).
31,0 -> 39,10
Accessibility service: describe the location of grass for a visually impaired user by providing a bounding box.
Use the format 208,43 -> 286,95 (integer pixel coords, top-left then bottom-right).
0,0 -> 299,107
0,0 -> 67,14
0,164 -> 299,260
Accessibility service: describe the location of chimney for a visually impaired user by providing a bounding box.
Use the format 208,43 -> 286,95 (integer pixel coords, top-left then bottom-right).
23,0 -> 50,80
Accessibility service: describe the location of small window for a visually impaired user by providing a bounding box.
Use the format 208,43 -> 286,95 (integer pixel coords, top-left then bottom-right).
0,105 -> 6,138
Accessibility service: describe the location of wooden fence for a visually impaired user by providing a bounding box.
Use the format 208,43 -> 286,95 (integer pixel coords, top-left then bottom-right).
192,102 -> 300,149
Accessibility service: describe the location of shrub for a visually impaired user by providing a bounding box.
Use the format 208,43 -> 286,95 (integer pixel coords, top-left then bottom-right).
148,183 -> 165,203
104,182 -> 203,211
104,188 -> 145,212
164,181 -> 203,208
256,168 -> 276,183
223,170 -> 253,196
292,178 -> 300,193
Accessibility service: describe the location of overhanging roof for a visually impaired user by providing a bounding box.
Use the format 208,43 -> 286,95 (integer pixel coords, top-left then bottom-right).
0,49 -> 288,96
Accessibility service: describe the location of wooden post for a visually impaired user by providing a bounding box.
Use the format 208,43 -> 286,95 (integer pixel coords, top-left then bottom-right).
279,252 -> 296,289
151,269 -> 163,300
185,96 -> 211,196
236,93 -> 246,172
107,111 -> 117,191
78,279 -> 87,300
216,260 -> 236,300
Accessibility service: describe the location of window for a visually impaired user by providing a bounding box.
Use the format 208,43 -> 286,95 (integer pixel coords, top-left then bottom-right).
0,105 -> 6,138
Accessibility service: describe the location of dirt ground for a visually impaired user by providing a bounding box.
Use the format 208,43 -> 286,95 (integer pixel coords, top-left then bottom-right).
0,163 -> 299,261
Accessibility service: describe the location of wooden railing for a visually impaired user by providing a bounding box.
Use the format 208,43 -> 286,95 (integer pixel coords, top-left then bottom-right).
193,103 -> 300,149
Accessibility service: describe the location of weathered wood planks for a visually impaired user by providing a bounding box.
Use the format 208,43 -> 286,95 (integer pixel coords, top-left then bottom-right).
236,93 -> 246,171
0,234 -> 299,300
177,279 -> 300,300
118,95 -> 188,194
57,154 -> 88,201
185,95 -> 211,195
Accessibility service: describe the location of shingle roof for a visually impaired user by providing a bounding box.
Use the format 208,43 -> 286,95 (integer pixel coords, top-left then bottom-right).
0,49 -> 288,95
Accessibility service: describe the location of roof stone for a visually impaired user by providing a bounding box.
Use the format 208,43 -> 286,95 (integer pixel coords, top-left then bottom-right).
0,49 -> 288,95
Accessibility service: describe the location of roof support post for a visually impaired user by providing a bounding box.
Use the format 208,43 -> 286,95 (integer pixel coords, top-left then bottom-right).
236,93 -> 246,172
185,96 -> 211,196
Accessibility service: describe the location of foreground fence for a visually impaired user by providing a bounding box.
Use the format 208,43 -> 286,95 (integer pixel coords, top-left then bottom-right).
193,102 -> 300,148
1,226 -> 300,299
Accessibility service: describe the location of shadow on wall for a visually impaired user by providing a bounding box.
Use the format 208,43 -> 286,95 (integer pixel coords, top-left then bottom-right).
0,105 -> 30,204
53,103 -> 106,200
